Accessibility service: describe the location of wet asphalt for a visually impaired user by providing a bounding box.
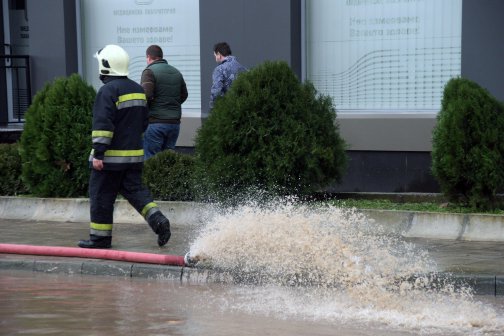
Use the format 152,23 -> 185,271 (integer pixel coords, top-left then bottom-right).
0,218 -> 503,295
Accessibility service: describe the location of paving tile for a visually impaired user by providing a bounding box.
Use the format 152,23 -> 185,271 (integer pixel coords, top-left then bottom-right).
81,261 -> 133,277
497,276 -> 504,296
448,274 -> 497,296
131,264 -> 181,280
33,260 -> 83,275
0,258 -> 35,271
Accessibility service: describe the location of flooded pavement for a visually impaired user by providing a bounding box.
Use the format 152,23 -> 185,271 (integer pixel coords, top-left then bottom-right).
1,200 -> 504,335
1,269 -> 504,336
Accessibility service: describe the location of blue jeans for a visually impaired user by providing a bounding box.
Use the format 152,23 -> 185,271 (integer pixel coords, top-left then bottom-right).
143,123 -> 180,160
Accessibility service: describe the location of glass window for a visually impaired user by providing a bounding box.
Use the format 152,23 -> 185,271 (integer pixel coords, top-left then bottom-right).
305,0 -> 462,113
79,0 -> 201,116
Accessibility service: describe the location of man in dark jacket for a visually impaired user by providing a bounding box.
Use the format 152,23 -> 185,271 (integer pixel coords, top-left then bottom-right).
78,44 -> 171,249
141,45 -> 188,159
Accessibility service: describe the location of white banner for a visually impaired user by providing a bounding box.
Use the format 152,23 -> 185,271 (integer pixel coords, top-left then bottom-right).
306,0 -> 462,113
80,0 -> 201,117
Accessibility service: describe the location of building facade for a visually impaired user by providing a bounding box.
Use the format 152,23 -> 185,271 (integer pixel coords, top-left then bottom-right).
1,0 -> 503,192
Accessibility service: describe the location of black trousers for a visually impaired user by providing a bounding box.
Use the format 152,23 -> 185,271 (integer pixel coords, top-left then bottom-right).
89,168 -> 154,239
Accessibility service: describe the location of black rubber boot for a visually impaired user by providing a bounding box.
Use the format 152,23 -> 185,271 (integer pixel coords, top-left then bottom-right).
148,212 -> 171,247
78,236 -> 112,249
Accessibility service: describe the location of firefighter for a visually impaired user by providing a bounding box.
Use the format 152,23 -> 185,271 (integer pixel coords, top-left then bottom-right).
78,44 -> 171,249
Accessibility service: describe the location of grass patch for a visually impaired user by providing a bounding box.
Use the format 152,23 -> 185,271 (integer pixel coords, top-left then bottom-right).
326,198 -> 504,215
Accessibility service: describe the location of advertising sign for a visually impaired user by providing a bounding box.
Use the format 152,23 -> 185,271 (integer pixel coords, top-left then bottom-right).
306,0 -> 462,113
80,0 -> 201,116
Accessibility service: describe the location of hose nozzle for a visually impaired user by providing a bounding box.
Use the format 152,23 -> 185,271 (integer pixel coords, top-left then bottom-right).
184,252 -> 197,267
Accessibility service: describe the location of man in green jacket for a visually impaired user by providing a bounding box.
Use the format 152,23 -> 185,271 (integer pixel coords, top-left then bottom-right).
141,45 -> 188,159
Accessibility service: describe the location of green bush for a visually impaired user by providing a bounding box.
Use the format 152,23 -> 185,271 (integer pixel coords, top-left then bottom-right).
194,61 -> 347,201
143,150 -> 196,201
19,74 -> 96,197
0,143 -> 27,195
432,78 -> 504,210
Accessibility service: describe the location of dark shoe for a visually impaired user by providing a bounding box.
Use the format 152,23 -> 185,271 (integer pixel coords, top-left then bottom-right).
157,218 -> 171,247
148,212 -> 171,247
78,239 -> 111,249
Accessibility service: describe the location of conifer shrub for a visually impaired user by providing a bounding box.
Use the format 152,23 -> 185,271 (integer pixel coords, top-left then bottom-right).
0,143 -> 27,195
19,74 -> 95,197
194,61 -> 347,201
143,150 -> 196,201
432,78 -> 504,210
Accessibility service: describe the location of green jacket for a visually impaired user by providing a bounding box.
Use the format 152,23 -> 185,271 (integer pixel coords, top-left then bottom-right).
140,59 -> 188,121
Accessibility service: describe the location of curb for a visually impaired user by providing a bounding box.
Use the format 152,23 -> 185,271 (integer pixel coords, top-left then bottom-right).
2,196 -> 504,241
0,196 -> 212,226
1,256 -> 502,296
360,209 -> 504,241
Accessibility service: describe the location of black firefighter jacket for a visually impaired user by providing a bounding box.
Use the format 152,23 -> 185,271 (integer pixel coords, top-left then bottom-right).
89,76 -> 148,170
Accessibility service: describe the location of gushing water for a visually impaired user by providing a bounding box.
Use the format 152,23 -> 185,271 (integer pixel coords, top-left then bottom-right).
188,199 -> 504,335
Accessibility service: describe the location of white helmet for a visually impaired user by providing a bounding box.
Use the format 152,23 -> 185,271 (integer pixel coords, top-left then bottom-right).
95,45 -> 129,76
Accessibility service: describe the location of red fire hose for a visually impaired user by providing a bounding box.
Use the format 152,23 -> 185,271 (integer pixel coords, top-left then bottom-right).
0,243 -> 186,267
